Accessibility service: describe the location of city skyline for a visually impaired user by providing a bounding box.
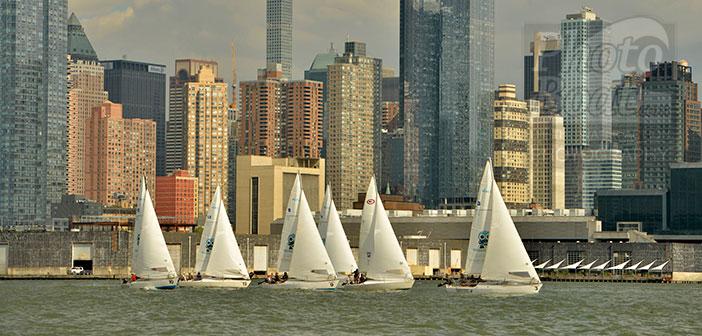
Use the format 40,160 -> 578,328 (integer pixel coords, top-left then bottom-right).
69,0 -> 702,92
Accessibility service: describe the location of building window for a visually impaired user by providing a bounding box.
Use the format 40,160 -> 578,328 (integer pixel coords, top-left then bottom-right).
251,177 -> 259,234
566,251 -> 583,265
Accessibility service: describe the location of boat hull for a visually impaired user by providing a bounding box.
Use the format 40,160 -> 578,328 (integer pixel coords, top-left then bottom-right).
179,278 -> 250,288
261,279 -> 341,290
445,282 -> 542,295
342,279 -> 415,291
127,278 -> 178,290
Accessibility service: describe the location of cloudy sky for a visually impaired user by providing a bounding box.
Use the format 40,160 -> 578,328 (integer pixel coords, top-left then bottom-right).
70,0 -> 702,98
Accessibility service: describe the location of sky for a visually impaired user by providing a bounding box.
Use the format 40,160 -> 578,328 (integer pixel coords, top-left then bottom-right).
70,0 -> 702,100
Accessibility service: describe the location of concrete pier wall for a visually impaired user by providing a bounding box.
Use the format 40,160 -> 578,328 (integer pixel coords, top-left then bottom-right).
1,232 -> 700,280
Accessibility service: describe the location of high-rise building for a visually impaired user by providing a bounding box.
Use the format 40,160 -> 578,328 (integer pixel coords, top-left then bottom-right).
0,1 -> 68,227
85,102 -> 156,207
493,85 -> 530,209
560,8 -> 612,208
381,102 -> 400,131
581,149 -> 622,210
67,13 -> 108,196
641,61 -> 702,189
155,170 -> 198,226
266,0 -> 293,80
530,100 -> 565,209
102,60 -> 167,176
326,41 -> 382,209
612,73 -> 645,189
181,65 -> 230,215
524,32 -> 561,108
239,63 -> 285,157
305,44 -> 339,157
283,81 -> 324,158
166,59 -> 222,175
401,0 -> 495,208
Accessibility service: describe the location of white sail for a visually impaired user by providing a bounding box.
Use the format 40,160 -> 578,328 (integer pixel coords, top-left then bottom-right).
481,180 -> 539,284
578,259 -> 598,270
366,187 -> 412,281
465,160 -> 494,275
638,260 -> 656,271
204,199 -> 249,279
277,174 -> 302,272
358,177 -> 378,273
285,190 -> 337,280
132,178 -> 176,280
319,185 -> 357,275
194,186 -> 222,273
592,259 -> 611,271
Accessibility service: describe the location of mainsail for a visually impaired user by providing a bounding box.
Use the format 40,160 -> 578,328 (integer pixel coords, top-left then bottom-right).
318,185 -> 357,275
194,186 -> 222,273
358,177 -> 378,273
132,178 -> 176,280
464,160 -> 494,275
277,174 -> 302,272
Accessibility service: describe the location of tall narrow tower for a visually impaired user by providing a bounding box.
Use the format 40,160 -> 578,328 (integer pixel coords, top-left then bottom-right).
266,0 -> 293,80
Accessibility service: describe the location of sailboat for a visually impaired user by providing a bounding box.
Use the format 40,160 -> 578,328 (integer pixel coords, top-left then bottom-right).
344,177 -> 415,290
180,186 -> 250,288
318,185 -> 358,277
446,160 -> 542,295
128,178 -> 178,290
265,174 -> 340,290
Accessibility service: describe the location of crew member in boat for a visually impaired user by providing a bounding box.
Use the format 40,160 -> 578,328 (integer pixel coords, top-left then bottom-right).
186,273 -> 193,281
131,273 -> 137,282
359,273 -> 367,283
353,268 -> 360,284
196,272 -> 202,281
281,272 -> 289,282
273,272 -> 280,283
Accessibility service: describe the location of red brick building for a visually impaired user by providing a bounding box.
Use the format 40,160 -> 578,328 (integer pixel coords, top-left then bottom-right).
155,170 -> 198,226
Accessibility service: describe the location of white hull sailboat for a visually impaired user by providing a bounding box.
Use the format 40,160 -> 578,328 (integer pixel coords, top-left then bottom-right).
344,177 -> 415,291
264,174 -> 341,290
180,186 -> 250,288
318,185 -> 358,278
127,178 -> 178,290
446,160 -> 542,295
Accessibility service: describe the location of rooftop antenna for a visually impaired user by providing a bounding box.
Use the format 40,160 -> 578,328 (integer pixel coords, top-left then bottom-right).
231,40 -> 237,109
346,33 -> 350,42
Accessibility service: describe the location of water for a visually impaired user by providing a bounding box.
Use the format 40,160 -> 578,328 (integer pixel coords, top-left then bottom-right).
1,280 -> 700,335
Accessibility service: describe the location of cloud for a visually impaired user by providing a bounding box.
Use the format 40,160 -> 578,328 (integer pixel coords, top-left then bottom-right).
81,7 -> 135,38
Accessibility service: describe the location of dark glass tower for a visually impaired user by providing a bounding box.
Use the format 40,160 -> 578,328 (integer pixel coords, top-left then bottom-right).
102,60 -> 167,176
0,0 -> 68,227
401,0 -> 495,208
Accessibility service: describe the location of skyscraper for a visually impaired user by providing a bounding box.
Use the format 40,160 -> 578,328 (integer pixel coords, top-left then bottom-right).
267,0 -> 293,80
67,13 -> 108,196
85,102 -> 156,208
560,8 -> 616,209
182,66 -> 230,214
166,59 -> 222,175
327,41 -> 382,209
524,32 -> 561,109
401,0 -> 495,208
493,85 -> 530,209
102,60 -> 167,176
641,61 -> 702,189
612,73 -> 645,189
530,101 -> 565,209
283,81 -> 324,158
305,44 -> 339,157
239,64 -> 285,157
0,0 -> 68,227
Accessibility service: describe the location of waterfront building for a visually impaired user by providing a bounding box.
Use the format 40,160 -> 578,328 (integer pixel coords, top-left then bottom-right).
326,41 -> 382,209
67,14 -> 108,196
595,189 -> 668,234
267,0 -> 293,80
560,8 -> 612,208
155,170 -> 198,226
165,59 -> 222,175
493,85 -> 531,208
102,60 -> 166,176
669,163 -> 702,234
612,73 -> 645,189
524,32 -> 561,109
85,102 -> 156,208
401,0 -> 495,208
180,65 -> 230,215
530,101 -> 566,209
581,149 -> 622,210
0,0 -> 68,227
235,156 -> 324,234
641,61 -> 701,189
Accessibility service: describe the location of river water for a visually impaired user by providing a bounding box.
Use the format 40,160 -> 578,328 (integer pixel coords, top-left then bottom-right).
1,280 -> 700,335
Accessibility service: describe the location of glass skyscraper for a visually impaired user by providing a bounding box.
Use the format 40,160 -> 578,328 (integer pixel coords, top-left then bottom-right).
401,0 -> 495,208
266,0 -> 293,80
0,0 -> 68,227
